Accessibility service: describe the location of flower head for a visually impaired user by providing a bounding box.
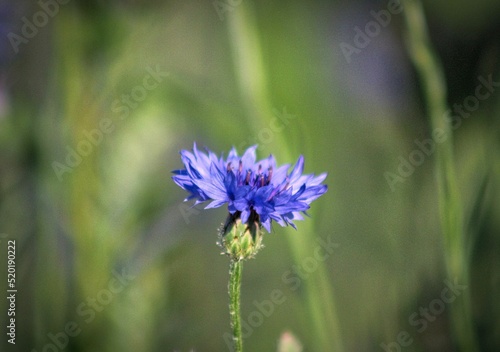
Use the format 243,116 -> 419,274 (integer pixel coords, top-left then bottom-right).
172,143 -> 328,233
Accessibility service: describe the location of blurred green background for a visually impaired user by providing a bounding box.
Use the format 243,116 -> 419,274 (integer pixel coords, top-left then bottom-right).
1,0 -> 499,351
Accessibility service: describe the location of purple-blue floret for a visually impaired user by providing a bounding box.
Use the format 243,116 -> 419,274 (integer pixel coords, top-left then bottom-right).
172,143 -> 328,232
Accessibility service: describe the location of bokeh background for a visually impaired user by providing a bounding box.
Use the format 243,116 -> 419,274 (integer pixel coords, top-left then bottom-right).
1,0 -> 499,351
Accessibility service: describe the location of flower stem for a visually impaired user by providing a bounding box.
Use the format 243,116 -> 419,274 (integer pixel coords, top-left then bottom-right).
229,259 -> 243,352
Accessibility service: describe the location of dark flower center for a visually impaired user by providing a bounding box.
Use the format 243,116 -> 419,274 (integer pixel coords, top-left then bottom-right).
227,162 -> 273,188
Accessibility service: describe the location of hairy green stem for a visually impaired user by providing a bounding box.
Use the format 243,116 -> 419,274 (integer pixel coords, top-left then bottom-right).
402,1 -> 479,351
229,259 -> 243,352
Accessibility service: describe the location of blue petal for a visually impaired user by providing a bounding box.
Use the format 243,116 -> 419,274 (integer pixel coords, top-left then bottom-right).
261,218 -> 272,232
288,155 -> 304,182
270,164 -> 290,186
241,145 -> 258,169
192,178 -> 226,200
309,172 -> 327,186
205,199 -> 227,209
233,198 -> 249,211
240,209 -> 251,224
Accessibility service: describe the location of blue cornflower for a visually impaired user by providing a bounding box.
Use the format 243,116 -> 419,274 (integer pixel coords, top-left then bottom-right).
172,143 -> 327,233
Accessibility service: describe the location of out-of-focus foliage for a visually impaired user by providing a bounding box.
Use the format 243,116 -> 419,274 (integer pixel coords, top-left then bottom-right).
0,0 -> 499,351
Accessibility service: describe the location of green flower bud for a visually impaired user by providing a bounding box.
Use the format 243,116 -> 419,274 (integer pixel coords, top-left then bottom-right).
218,212 -> 264,261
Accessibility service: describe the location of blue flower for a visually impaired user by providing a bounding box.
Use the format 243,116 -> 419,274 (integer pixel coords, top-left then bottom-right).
172,143 -> 327,232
